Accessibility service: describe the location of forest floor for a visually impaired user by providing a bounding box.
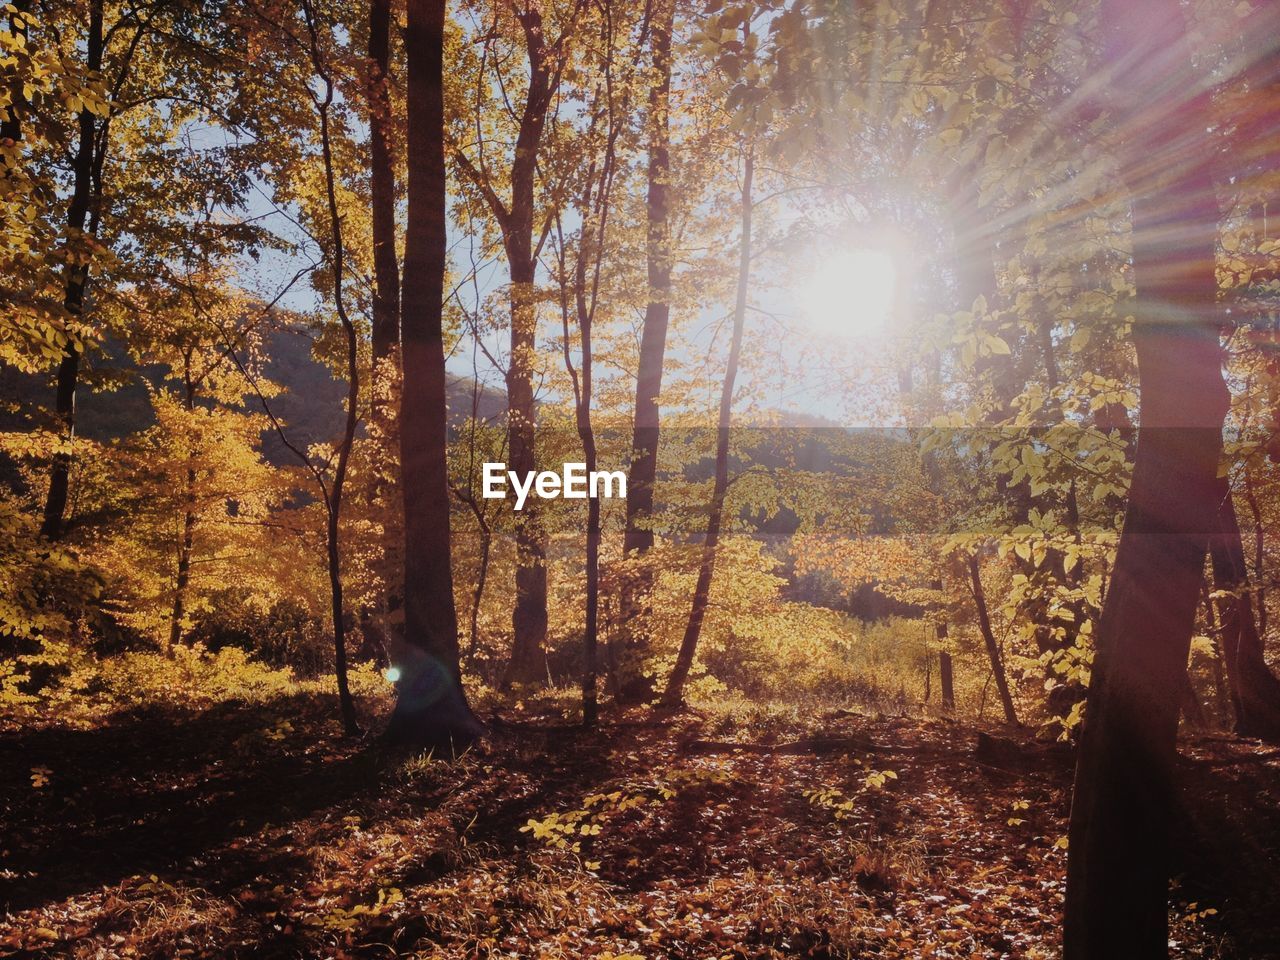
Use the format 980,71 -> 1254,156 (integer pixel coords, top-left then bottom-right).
2,693 -> 1279,959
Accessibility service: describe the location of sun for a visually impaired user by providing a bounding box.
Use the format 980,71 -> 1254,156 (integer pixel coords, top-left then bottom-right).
799,248 -> 898,339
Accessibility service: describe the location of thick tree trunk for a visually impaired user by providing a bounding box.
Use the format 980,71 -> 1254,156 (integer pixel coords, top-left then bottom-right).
41,0 -> 102,540
663,146 -> 753,709
367,0 -> 399,366
1208,478 -> 1280,743
968,554 -> 1018,725
1064,0 -> 1230,953
365,0 -> 402,672
615,0 -> 675,703
386,0 -> 483,749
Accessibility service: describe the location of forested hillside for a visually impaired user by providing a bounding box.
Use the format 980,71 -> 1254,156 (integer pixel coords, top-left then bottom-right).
3,0 -> 1280,957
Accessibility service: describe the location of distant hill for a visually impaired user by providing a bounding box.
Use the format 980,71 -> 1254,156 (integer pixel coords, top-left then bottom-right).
2,322 -> 862,489
0,322 -> 509,474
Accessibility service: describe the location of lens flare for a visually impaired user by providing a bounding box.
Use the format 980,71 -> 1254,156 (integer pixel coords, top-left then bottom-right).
800,248 -> 897,339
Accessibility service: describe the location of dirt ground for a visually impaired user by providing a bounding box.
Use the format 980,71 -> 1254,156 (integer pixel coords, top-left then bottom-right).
2,696 -> 1278,958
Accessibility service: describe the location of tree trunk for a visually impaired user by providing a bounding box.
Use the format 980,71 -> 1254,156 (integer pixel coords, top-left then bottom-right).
503,261 -> 550,687
41,0 -> 103,540
498,9 -> 557,689
615,0 -> 675,703
582,447 -> 601,726
167,355 -> 199,657
303,0 -> 363,737
1207,478 -> 1280,743
1242,472 -> 1267,637
968,554 -> 1018,725
938,641 -> 955,712
324,131 -> 358,730
1064,0 -> 1230,953
1179,670 -> 1207,731
365,0 -> 402,678
566,211 -> 603,728
367,0 -> 399,366
1201,576 -> 1233,723
168,492 -> 196,655
467,516 -> 491,662
662,144 -> 753,709
928,578 -> 955,712
446,7 -> 558,689
386,0 -> 483,749
326,507 -> 359,737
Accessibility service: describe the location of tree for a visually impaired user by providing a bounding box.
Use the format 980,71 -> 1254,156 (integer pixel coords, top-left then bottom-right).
1207,477 -> 1280,742
616,0 -> 676,703
11,0 -> 271,545
364,0 -> 404,655
39,0 -> 105,540
385,0 -> 484,749
966,551 -> 1018,726
366,0 -> 400,368
298,0 -> 369,737
449,0 -> 588,688
663,136 -> 753,709
552,0 -> 640,725
1064,0 -> 1231,953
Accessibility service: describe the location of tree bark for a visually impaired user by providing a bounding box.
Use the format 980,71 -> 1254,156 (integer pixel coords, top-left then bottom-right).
367,0 -> 399,366
968,553 -> 1018,725
498,7 -> 559,689
1208,477 -> 1280,743
467,509 -> 491,661
615,0 -> 675,703
938,640 -> 954,712
1201,575 -> 1233,723
1179,670 -> 1207,731
41,0 -> 103,540
386,0 -> 483,749
503,257 -> 550,687
1064,0 -> 1230,953
927,578 -> 955,712
662,143 -> 753,709
365,0 -> 402,680
567,301 -> 602,725
167,353 -> 199,657
306,5 -> 363,738
1242,472 -> 1267,637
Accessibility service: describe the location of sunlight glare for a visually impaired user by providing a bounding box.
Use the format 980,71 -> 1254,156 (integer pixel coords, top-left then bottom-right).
800,248 -> 898,339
